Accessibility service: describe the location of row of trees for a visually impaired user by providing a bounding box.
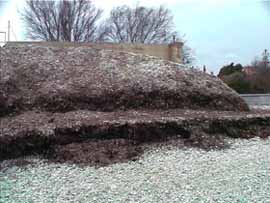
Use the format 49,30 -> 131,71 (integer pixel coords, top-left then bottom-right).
218,50 -> 270,93
22,0 -> 194,63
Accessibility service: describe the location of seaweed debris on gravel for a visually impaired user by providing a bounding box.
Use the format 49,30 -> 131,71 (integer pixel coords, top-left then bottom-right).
1,137 -> 270,203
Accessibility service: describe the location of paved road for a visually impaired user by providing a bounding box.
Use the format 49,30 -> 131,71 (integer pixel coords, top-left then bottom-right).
241,94 -> 270,106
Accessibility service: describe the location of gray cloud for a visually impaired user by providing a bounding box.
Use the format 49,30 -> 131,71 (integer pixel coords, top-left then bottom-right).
0,1 -> 7,12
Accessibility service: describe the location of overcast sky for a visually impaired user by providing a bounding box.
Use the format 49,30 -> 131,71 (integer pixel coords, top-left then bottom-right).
0,0 -> 269,73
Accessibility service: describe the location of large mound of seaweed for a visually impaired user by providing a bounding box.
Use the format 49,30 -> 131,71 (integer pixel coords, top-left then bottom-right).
0,43 -> 248,116
0,43 -> 256,166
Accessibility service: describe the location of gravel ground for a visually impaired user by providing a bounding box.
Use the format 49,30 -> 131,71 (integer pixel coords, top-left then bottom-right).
1,137 -> 270,203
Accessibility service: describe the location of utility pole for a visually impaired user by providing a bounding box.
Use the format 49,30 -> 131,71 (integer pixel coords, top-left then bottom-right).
8,21 -> 10,42
203,65 -> 206,73
262,49 -> 270,68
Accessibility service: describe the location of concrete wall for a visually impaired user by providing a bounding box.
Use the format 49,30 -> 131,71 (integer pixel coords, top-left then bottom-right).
6,41 -> 183,63
240,94 -> 270,106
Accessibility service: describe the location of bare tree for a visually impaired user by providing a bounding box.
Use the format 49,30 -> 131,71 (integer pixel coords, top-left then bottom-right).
99,4 -> 194,64
99,5 -> 178,44
182,45 -> 195,65
22,0 -> 102,42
